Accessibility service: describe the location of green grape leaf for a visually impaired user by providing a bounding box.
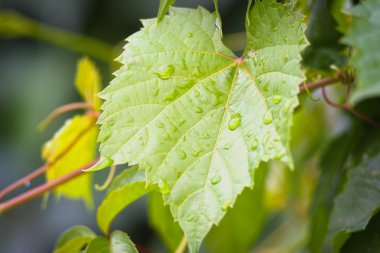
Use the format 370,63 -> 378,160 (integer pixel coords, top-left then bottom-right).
344,0 -> 380,105
85,231 -> 138,253
75,57 -> 102,111
95,1 -> 307,251
308,129 -> 360,253
205,164 -> 268,253
97,166 -> 154,235
157,0 -> 176,24
326,136 -> 380,252
54,225 -> 96,253
148,191 -> 183,252
43,114 -> 98,208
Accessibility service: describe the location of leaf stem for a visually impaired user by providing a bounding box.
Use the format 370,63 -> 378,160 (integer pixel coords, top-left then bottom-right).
299,75 -> 339,93
38,102 -> 94,130
175,236 -> 188,253
0,164 -> 48,200
0,159 -> 98,214
95,165 -> 116,191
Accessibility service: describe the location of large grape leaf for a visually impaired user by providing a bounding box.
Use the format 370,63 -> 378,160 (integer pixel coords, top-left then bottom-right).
344,0 -> 380,105
43,114 -> 98,208
93,1 -> 307,251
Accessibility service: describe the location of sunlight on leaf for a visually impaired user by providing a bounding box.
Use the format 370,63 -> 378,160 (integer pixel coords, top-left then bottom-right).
95,1 -> 307,251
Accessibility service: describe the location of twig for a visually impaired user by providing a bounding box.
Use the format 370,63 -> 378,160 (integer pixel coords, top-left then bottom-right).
0,159 -> 99,214
95,165 -> 116,191
0,164 -> 48,200
299,76 -> 339,93
38,102 -> 94,130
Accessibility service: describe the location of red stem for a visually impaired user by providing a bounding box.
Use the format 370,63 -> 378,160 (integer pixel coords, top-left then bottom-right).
0,164 -> 48,200
0,159 -> 98,214
299,76 -> 339,93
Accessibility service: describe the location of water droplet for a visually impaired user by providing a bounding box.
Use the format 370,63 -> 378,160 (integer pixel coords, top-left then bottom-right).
177,149 -> 187,160
222,200 -> 231,211
263,111 -> 273,124
192,67 -> 202,78
211,175 -> 221,185
153,89 -> 159,97
187,214 -> 195,221
194,90 -> 201,98
126,117 -> 135,123
251,138 -> 258,150
137,134 -> 143,140
192,147 -> 202,157
195,106 -> 203,113
164,90 -> 178,102
24,181 -> 31,187
223,143 -> 232,150
158,179 -> 170,194
246,130 -> 253,137
154,64 -> 175,80
178,79 -> 192,89
272,95 -> 282,104
215,18 -> 222,31
187,32 -> 193,38
272,26 -> 277,32
284,54 -> 289,61
284,36 -> 288,43
108,119 -> 115,126
228,113 -> 241,131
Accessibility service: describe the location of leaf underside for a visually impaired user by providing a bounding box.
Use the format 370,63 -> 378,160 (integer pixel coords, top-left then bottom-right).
95,0 -> 307,251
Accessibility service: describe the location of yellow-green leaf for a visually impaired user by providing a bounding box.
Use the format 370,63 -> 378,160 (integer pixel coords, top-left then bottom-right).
54,225 -> 96,253
42,114 -> 98,208
75,57 -> 101,111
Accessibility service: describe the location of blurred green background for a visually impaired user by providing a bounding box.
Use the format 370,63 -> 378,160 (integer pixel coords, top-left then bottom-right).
0,1 -> 248,252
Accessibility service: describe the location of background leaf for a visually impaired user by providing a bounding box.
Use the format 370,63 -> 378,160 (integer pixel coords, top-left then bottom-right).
53,225 -> 96,253
148,191 -> 183,252
96,1 -> 306,251
344,0 -> 380,104
97,166 -> 154,234
42,114 -> 98,208
75,57 -> 102,111
325,131 -> 380,252
157,0 -> 175,24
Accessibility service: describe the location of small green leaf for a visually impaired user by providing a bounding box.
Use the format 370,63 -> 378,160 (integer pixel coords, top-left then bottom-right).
85,237 -> 109,253
148,191 -> 183,252
97,2 -> 307,251
54,226 -> 96,253
97,166 -> 154,234
85,231 -> 138,253
344,0 -> 380,104
42,115 -> 98,208
110,230 -> 138,253
75,57 -> 102,111
157,0 -> 175,24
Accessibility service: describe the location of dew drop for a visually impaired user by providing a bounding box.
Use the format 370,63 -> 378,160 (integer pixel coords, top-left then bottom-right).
192,147 -> 202,157
158,179 -> 170,194
223,143 -> 232,150
272,95 -> 282,104
153,89 -> 159,97
228,113 -> 241,131
164,90 -> 177,102
195,106 -> 203,113
250,138 -> 258,150
192,67 -> 202,78
108,119 -> 115,126
156,121 -> 165,128
187,32 -> 193,38
177,149 -> 187,160
222,200 -> 231,211
246,130 -> 253,137
211,175 -> 221,185
24,181 -> 31,187
187,214 -> 195,221
154,64 -> 175,80
263,111 -> 273,124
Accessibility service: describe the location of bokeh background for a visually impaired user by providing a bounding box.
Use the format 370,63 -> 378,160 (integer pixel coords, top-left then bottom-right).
0,1 -> 249,252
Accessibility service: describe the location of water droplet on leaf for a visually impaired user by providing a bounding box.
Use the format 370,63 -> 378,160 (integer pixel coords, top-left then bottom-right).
272,95 -> 282,104
158,179 -> 170,194
195,106 -> 203,113
263,111 -> 273,124
154,64 -> 175,80
177,149 -> 187,160
24,181 -> 30,187
211,175 -> 221,185
228,113 -> 241,131
222,200 -> 231,211
187,214 -> 195,221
